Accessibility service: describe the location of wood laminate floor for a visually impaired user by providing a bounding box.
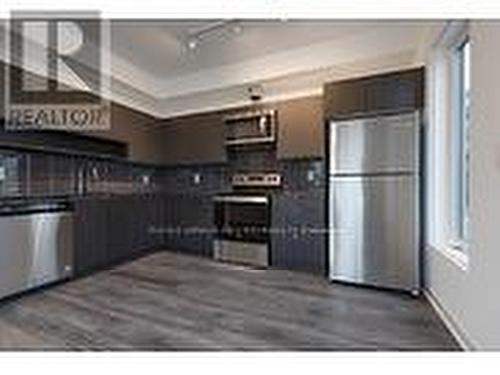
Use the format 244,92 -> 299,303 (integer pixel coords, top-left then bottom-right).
0,251 -> 459,350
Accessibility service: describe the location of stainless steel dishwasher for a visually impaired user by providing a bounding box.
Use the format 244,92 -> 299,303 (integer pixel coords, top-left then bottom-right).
0,202 -> 74,300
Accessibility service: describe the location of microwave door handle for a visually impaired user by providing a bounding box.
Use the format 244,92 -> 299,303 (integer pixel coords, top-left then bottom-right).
259,115 -> 267,133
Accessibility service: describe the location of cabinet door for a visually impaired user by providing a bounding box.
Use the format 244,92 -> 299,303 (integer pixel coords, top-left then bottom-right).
366,73 -> 423,114
145,194 -> 160,249
163,194 -> 213,256
324,79 -> 367,118
178,195 -> 202,256
271,190 -> 326,274
130,195 -> 145,254
162,193 -> 182,251
74,198 -> 108,275
106,195 -> 156,264
106,196 -> 130,264
161,194 -> 173,249
194,194 -> 214,257
324,68 -> 424,118
157,113 -> 227,165
74,200 -> 92,275
153,193 -> 167,248
105,197 -> 118,264
93,198 -> 109,269
141,194 -> 157,251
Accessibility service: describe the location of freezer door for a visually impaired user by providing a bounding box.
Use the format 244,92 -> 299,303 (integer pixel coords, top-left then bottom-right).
329,112 -> 419,174
329,175 -> 419,291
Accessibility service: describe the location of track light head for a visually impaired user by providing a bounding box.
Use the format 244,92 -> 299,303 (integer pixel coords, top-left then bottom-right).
187,39 -> 198,50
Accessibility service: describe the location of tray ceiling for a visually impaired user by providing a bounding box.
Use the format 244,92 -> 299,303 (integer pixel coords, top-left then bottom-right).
1,19 -> 443,118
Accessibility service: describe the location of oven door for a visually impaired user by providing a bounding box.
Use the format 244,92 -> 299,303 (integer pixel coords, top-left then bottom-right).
214,195 -> 270,243
213,195 -> 270,267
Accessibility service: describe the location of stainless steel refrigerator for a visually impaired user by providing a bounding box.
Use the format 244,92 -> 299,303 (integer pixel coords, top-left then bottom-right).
328,111 -> 421,294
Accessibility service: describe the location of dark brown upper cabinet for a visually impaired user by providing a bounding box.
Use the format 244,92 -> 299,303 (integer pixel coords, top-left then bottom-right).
324,67 -> 424,119
155,111 -> 227,165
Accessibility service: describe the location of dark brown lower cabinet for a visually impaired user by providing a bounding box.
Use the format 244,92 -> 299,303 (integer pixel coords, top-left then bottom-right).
106,196 -> 132,264
147,194 -> 165,250
74,197 -> 109,275
74,192 -> 213,276
75,196 -> 156,274
74,188 -> 329,277
162,193 -> 213,257
271,189 -> 326,275
74,190 -> 328,276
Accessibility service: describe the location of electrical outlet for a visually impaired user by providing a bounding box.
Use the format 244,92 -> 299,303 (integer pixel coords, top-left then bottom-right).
92,166 -> 99,179
307,169 -> 315,182
193,173 -> 201,185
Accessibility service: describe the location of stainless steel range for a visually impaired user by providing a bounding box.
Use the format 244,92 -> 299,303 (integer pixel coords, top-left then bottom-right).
213,173 -> 281,267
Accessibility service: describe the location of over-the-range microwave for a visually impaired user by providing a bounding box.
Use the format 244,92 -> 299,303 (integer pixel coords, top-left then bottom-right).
224,109 -> 277,146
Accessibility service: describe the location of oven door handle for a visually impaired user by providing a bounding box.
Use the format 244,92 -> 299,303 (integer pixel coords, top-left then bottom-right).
213,196 -> 269,204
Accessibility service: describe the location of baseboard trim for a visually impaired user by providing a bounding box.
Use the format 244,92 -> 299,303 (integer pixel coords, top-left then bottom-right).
423,289 -> 475,351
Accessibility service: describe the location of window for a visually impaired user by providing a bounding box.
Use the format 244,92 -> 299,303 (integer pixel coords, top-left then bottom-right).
451,38 -> 471,247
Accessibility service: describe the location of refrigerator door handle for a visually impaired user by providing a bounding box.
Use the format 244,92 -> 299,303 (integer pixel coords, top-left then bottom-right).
328,177 -> 335,279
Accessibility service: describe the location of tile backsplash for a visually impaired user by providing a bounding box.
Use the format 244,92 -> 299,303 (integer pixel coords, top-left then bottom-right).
0,149 -> 161,198
0,152 -> 29,197
278,157 -> 325,191
0,146 -> 324,199
226,145 -> 277,174
0,150 -> 77,198
156,163 -> 228,195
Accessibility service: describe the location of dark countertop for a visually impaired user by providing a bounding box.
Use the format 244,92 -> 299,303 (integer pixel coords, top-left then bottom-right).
0,192 -> 163,206
0,196 -> 74,215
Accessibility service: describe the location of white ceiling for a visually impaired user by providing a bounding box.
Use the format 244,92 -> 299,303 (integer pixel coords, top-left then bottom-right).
1,19 -> 444,118
111,20 -> 417,77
